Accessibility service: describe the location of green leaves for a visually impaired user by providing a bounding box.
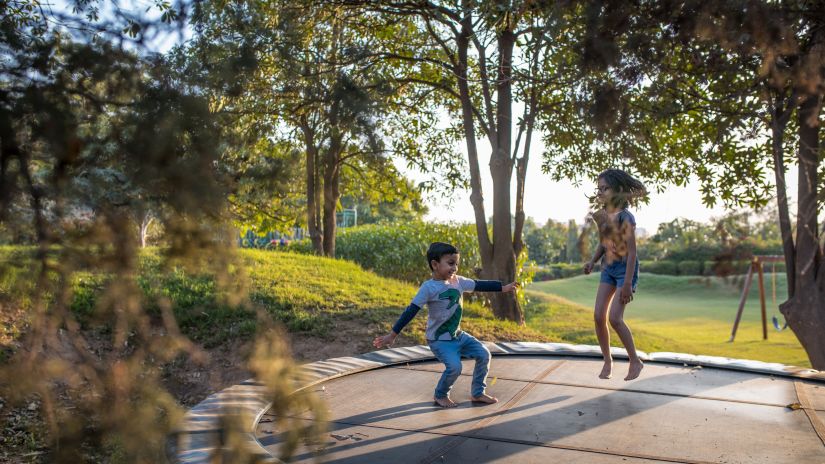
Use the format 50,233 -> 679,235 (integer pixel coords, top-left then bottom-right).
540,1 -> 821,215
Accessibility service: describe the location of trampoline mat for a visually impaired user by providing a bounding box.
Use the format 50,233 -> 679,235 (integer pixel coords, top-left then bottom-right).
256,356 -> 825,463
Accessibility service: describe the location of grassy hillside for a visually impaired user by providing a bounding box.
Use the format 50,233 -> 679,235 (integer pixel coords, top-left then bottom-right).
237,250 -> 554,358
0,249 -> 553,363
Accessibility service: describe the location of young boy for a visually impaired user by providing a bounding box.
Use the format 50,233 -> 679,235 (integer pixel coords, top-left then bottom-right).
373,242 -> 518,408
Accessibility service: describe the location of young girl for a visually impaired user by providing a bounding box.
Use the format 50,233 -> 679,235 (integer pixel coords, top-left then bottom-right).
583,169 -> 647,381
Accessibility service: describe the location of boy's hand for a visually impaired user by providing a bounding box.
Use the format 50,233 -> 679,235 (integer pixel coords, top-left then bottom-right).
583,261 -> 594,275
620,283 -> 634,305
373,333 -> 397,349
502,282 -> 519,293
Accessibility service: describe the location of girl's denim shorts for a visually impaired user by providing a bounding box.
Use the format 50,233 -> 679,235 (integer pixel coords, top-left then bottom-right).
600,259 -> 639,291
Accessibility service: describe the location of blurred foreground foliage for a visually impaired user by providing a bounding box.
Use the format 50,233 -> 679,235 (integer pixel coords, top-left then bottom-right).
0,2 -> 324,462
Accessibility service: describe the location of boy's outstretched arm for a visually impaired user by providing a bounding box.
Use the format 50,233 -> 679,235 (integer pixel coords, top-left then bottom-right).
474,280 -> 519,293
373,303 -> 421,349
502,282 -> 519,292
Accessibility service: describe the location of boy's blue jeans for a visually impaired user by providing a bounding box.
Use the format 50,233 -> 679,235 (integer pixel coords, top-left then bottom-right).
428,332 -> 491,399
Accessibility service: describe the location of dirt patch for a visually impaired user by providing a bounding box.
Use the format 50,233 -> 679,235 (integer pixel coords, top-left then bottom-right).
0,302 -> 26,359
166,316 -> 407,404
162,338 -> 255,408
288,317 -> 409,364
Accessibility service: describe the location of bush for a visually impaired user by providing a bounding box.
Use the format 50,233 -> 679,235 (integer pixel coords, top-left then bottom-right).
701,261 -> 716,276
677,260 -> 702,276
285,238 -> 314,255
662,244 -> 724,263
640,260 -> 679,275
708,259 -> 753,277
533,263 -> 585,281
287,222 -> 481,283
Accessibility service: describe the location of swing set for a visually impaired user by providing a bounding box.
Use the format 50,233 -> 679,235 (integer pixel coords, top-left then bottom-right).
728,255 -> 788,342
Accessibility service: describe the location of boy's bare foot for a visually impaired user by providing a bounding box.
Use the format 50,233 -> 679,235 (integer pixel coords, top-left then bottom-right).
625,359 -> 644,381
470,393 -> 498,404
599,361 -> 613,379
434,396 -> 458,408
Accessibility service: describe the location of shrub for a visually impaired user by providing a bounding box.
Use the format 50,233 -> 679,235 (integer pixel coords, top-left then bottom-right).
533,263 -> 585,281
709,259 -> 753,277
287,222 -> 481,283
677,260 -> 702,276
285,238 -> 314,255
701,261 -> 716,276
641,260 -> 679,275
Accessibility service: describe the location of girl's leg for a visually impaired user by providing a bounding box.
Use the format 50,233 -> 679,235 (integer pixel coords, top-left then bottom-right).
608,288 -> 644,380
594,283 -> 617,379
458,333 -> 497,403
429,340 -> 462,407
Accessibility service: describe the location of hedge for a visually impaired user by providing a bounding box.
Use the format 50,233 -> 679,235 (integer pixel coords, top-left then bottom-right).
285,221 -> 481,282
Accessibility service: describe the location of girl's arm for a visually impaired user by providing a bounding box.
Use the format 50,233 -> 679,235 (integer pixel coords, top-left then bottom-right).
620,225 -> 637,304
590,244 -> 606,264
584,244 -> 605,274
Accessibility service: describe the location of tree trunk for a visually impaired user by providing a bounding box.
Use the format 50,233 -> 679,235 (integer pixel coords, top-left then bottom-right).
513,26 -> 544,262
139,216 -> 152,248
322,134 -> 342,258
769,90 -> 796,297
512,99 -> 535,261
513,156 -> 527,258
322,180 -> 337,257
300,120 -> 324,255
780,292 -> 825,369
512,90 -> 538,261
455,10 -> 493,271
486,25 -> 522,323
313,154 -> 323,251
453,3 -> 523,322
779,92 -> 825,370
320,8 -> 343,259
793,93 -> 821,293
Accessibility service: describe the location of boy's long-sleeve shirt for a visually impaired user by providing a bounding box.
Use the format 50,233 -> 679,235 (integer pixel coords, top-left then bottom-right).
392,275 -> 503,341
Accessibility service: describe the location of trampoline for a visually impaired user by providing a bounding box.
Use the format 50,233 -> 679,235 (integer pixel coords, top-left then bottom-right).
174,343 -> 825,464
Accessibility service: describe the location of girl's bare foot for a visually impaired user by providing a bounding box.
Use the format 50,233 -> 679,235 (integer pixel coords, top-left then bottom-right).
599,361 -> 613,379
434,396 -> 458,408
625,359 -> 644,381
470,393 -> 498,404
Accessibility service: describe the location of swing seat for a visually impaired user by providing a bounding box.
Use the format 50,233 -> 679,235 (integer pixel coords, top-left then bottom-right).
772,315 -> 788,331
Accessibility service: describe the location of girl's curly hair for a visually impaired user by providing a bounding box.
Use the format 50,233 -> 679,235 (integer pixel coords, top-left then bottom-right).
596,168 -> 647,210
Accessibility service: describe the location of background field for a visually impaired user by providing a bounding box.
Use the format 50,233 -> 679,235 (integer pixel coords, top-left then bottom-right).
528,272 -> 809,367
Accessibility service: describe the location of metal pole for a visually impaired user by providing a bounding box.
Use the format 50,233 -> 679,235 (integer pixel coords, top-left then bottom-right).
729,262 -> 755,342
756,259 -> 767,340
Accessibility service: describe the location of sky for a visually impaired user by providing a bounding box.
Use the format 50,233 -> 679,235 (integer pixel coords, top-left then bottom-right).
399,137 -> 796,235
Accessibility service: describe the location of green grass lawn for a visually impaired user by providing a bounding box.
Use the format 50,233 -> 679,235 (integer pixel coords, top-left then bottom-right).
528,272 -> 810,367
